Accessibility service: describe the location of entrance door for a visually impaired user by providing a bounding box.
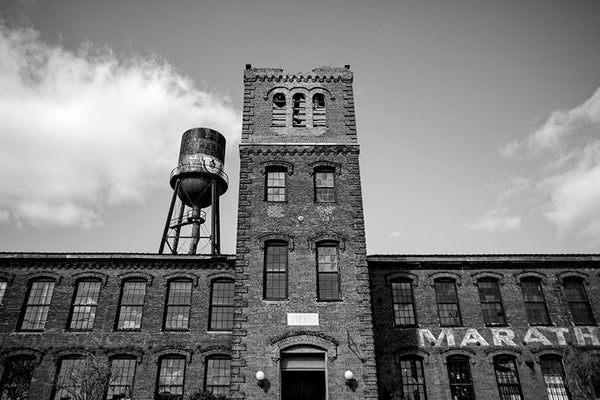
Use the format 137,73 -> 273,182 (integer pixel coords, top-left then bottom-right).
280,350 -> 326,400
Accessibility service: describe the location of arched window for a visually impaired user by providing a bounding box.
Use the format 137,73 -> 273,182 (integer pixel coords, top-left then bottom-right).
398,356 -> 427,399
563,277 -> 595,325
316,242 -> 340,300
292,93 -> 306,127
520,277 -> 550,325
0,355 -> 36,399
446,355 -> 475,400
116,279 -> 147,330
434,278 -> 461,327
204,355 -> 231,396
163,279 -> 193,330
67,279 -> 102,330
209,279 -> 234,331
493,355 -> 523,400
19,278 -> 55,331
54,356 -> 85,400
265,166 -> 287,202
312,93 -> 326,127
156,355 -> 186,400
264,241 -> 288,300
391,279 -> 416,326
107,356 -> 137,399
272,93 -> 286,127
314,167 -> 335,203
477,278 -> 506,325
540,355 -> 570,400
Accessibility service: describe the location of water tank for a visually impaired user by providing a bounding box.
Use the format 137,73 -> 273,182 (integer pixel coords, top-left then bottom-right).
170,127 -> 229,208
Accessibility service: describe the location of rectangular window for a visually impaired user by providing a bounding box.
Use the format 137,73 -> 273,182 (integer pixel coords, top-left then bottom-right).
521,278 -> 551,325
435,279 -> 461,326
156,357 -> 185,400
68,280 -> 101,330
264,243 -> 288,300
116,280 -> 146,330
0,280 -> 7,304
540,357 -> 570,400
266,169 -> 286,202
314,170 -> 335,202
392,280 -> 416,326
107,358 -> 136,400
317,244 -> 340,300
447,356 -> 476,400
209,280 -> 234,331
54,358 -> 84,400
205,357 -> 231,396
477,279 -> 506,325
493,356 -> 523,400
164,280 -> 192,330
20,279 -> 55,331
399,357 -> 427,400
563,278 -> 595,325
0,356 -> 35,399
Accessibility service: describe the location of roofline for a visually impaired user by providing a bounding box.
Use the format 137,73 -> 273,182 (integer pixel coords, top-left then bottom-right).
0,253 -> 237,261
366,254 -> 600,263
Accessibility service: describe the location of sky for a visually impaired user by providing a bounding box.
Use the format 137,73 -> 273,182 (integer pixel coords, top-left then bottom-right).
0,0 -> 600,255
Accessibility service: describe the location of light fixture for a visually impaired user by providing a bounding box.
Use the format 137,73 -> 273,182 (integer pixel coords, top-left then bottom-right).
256,370 -> 265,387
344,370 -> 354,381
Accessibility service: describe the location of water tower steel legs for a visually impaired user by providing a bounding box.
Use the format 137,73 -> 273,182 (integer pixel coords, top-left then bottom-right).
159,179 -> 181,254
211,181 -> 220,254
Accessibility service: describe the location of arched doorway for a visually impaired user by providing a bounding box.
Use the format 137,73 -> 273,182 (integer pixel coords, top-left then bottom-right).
280,345 -> 327,400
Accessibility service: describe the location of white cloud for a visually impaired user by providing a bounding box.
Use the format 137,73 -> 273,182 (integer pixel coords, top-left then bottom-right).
0,24 -> 240,227
390,231 -> 402,238
465,208 -> 521,233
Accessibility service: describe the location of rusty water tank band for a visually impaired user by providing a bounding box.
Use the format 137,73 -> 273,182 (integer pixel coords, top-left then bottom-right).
179,127 -> 226,164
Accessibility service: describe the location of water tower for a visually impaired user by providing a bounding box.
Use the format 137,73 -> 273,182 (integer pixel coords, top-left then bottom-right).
159,127 -> 228,255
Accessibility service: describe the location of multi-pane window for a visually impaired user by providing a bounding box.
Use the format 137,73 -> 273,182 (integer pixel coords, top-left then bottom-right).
265,168 -> 287,202
264,242 -> 288,300
314,168 -> 335,203
164,280 -> 192,330
540,356 -> 570,400
54,357 -> 84,400
435,279 -> 462,326
156,356 -> 185,400
116,280 -> 146,330
477,278 -> 506,325
520,278 -> 550,325
107,357 -> 136,400
398,356 -> 427,400
19,279 -> 55,331
209,280 -> 234,331
312,93 -> 326,127
391,280 -> 416,326
272,93 -> 286,127
68,279 -> 101,330
0,280 -> 7,304
0,356 -> 35,400
446,356 -> 476,400
563,277 -> 595,325
493,356 -> 523,400
292,93 -> 306,126
317,243 -> 340,300
204,356 -> 231,396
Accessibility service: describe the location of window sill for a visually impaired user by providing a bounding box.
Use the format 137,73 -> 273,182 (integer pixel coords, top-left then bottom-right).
161,329 -> 191,333
14,330 -> 45,334
316,299 -> 343,303
484,323 -> 509,327
207,330 -> 233,334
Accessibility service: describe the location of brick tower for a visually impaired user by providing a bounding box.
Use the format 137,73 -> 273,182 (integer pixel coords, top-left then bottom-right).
231,65 -> 378,400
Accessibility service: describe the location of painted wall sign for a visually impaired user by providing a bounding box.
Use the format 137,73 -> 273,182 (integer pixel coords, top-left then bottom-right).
287,313 -> 319,326
418,326 -> 600,348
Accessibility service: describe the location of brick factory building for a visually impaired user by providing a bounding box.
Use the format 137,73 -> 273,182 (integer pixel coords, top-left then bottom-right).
0,66 -> 599,400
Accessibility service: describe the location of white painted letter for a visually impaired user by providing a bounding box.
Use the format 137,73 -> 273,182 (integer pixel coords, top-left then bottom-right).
542,327 -> 569,346
523,327 -> 552,346
574,327 -> 600,346
418,328 -> 455,347
460,329 -> 489,347
491,328 -> 517,346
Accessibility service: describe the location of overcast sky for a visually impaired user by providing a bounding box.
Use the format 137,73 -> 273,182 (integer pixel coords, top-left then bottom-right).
1,0 -> 599,255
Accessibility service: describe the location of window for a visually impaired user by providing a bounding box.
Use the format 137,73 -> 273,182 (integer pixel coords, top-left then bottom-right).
398,356 -> 427,400
477,278 -> 506,325
68,279 -> 101,330
446,356 -> 475,400
164,280 -> 192,330
391,280 -> 416,326
265,167 -> 287,202
0,280 -> 7,304
156,356 -> 185,400
272,93 -> 286,127
204,356 -> 231,396
540,356 -> 570,400
209,280 -> 234,331
493,356 -> 523,400
563,277 -> 595,325
314,168 -> 335,203
435,279 -> 462,327
520,278 -> 550,325
0,356 -> 35,400
116,280 -> 146,330
54,357 -> 84,400
264,242 -> 288,300
19,279 -> 55,331
292,93 -> 306,126
312,93 -> 326,127
107,357 -> 136,400
316,243 -> 340,300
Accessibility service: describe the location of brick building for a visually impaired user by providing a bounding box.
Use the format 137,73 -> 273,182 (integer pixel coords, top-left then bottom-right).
0,66 -> 599,400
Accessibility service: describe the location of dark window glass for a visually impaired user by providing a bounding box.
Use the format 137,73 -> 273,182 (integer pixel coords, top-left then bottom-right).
312,93 -> 326,127
399,357 -> 427,400
20,279 -> 55,331
317,244 -> 340,300
292,93 -> 306,126
435,279 -> 461,326
54,358 -> 84,400
156,357 -> 185,400
314,168 -> 335,203
0,280 -> 7,304
68,280 -> 101,330
107,358 -> 136,400
164,280 -> 192,330
272,93 -> 286,127
447,356 -> 476,400
563,278 -> 595,325
540,356 -> 570,400
493,356 -> 523,400
116,280 -> 146,330
477,279 -> 506,325
204,356 -> 231,396
521,278 -> 551,325
209,280 -> 234,331
266,168 -> 286,202
264,242 -> 288,300
0,356 -> 35,400
392,280 -> 416,326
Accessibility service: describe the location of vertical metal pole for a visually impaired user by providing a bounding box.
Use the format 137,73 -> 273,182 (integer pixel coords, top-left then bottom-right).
172,198 -> 186,254
211,180 -> 220,255
159,179 -> 180,254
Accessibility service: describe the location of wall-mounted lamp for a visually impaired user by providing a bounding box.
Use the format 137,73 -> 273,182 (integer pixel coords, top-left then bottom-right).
256,370 -> 265,387
344,370 -> 357,391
